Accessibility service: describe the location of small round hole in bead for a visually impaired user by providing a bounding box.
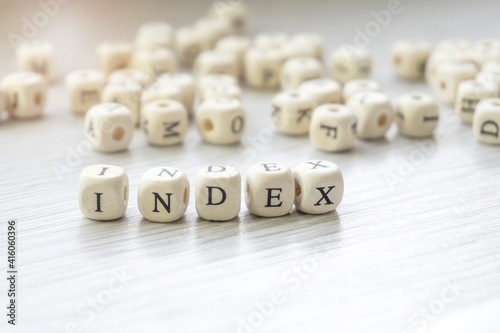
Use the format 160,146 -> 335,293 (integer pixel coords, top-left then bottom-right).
183,187 -> 188,205
203,119 -> 214,131
329,107 -> 339,112
440,81 -> 446,90
289,93 -> 299,98
246,183 -> 250,199
124,186 -> 128,201
378,114 -> 388,127
492,101 -> 500,107
394,55 -> 402,66
412,95 -> 422,100
294,179 -> 301,198
34,92 -> 42,105
112,126 -> 125,140
158,102 -> 170,108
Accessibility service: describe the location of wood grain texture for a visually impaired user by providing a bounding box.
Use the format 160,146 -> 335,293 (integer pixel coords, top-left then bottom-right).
1,0 -> 500,332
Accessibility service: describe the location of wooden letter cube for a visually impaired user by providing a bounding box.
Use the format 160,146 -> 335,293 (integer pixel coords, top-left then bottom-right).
96,41 -> 133,76
299,78 -> 342,105
473,98 -> 500,145
195,165 -> 241,221
245,47 -> 282,89
84,103 -> 134,152
175,26 -> 211,67
66,70 -> 105,114
102,81 -> 142,126
16,40 -> 56,83
135,21 -> 174,50
194,50 -> 237,77
280,57 -> 323,91
346,92 -> 394,139
196,98 -> 246,144
310,104 -> 357,152
245,162 -> 294,217
216,36 -> 251,79
157,73 -> 196,115
141,99 -> 188,146
141,82 -> 182,107
130,48 -> 178,78
272,91 -> 316,135
293,160 -> 344,214
343,79 -> 382,102
78,165 -> 129,220
391,39 -> 431,80
330,47 -> 372,84
433,62 -> 478,104
1,72 -> 48,119
395,93 -> 439,137
138,167 -> 190,223
455,79 -> 499,124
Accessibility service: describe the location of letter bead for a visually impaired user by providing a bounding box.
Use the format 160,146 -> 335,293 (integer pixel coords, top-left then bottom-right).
157,73 -> 196,115
245,162 -> 294,217
138,167 -> 190,223
96,41 -> 133,76
290,33 -> 324,60
107,68 -> 153,88
194,18 -> 231,49
298,78 -> 342,105
1,72 -> 48,119
280,57 -> 323,91
347,92 -> 394,139
141,82 -> 182,107
78,165 -> 129,220
330,47 -> 372,84
473,98 -> 500,145
195,98 -> 246,145
175,26 -> 211,67
391,39 -> 431,80
65,70 -> 105,114
272,91 -> 316,135
84,103 -> 134,152
310,104 -> 357,152
130,48 -> 178,78
395,93 -> 439,137
216,36 -> 252,79
16,40 -> 56,83
135,21 -> 174,50
195,165 -> 241,221
455,80 -> 499,124
141,99 -> 188,146
102,81 -> 142,126
433,62 -> 478,104
343,79 -> 382,102
244,47 -> 282,89
194,50 -> 238,78
293,160 -> 344,214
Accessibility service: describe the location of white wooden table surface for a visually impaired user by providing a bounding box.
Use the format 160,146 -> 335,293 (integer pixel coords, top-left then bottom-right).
1,0 -> 500,332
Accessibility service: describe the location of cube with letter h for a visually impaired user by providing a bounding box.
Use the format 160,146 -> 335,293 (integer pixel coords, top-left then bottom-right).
138,167 -> 190,222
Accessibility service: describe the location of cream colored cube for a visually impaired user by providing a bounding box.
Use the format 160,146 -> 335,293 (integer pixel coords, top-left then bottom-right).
291,33 -> 324,60
330,46 -> 372,84
208,1 -> 247,34
96,41 -> 133,76
138,167 -> 190,223
346,92 -> 394,139
310,104 -> 357,152
391,39 -> 431,80
194,17 -> 231,48
66,70 -> 105,114
473,98 -> 500,145
16,40 -> 56,83
141,82 -> 182,106
254,32 -> 288,49
343,79 -> 382,102
395,93 -> 439,137
195,165 -> 241,221
102,81 -> 142,126
107,68 -> 153,88
426,49 -> 472,89
84,103 -> 134,152
141,99 -> 188,146
194,50 -> 237,77
1,72 -> 48,119
245,162 -> 294,218
298,78 -> 342,105
293,160 -> 344,214
195,98 -> 246,145
280,57 -> 323,91
455,79 -> 499,124
130,48 -> 178,78
433,61 -> 478,104
216,35 -> 251,78
175,26 -> 211,67
272,91 -> 316,135
198,74 -> 238,94
78,165 -> 129,220
280,41 -> 317,62
157,73 -> 196,115
201,84 -> 242,102
244,47 -> 282,89
135,21 -> 174,50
